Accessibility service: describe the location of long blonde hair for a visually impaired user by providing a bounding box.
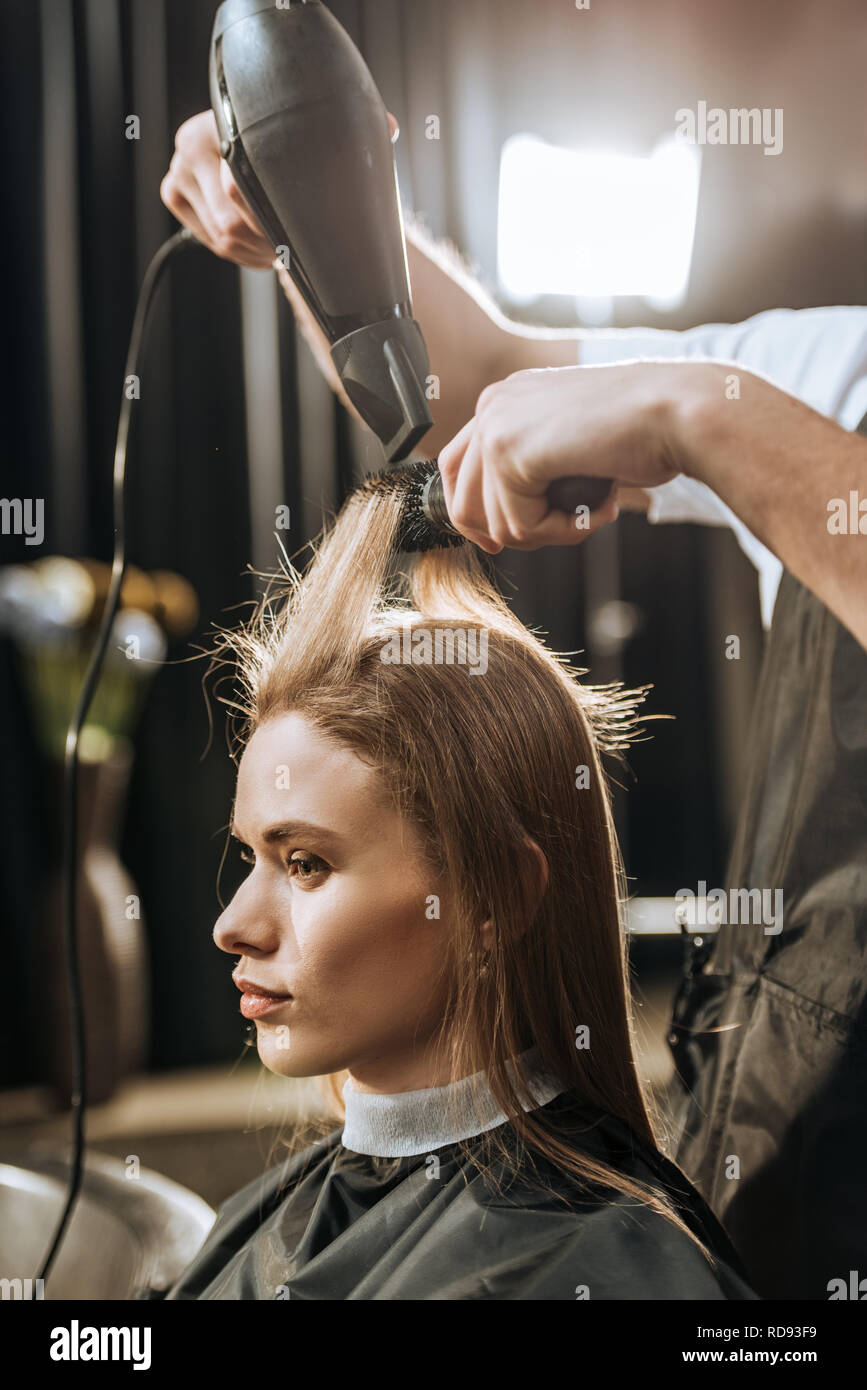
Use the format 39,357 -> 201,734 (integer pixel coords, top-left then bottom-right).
212,476 -> 710,1255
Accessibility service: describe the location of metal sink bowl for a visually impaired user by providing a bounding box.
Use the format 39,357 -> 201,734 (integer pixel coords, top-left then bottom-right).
0,1147 -> 215,1300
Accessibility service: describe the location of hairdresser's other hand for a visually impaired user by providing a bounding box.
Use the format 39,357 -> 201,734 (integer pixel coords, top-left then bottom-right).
160,109 -> 400,270
436,361 -> 693,552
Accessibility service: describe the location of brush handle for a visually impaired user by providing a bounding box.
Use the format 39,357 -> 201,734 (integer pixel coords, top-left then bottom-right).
423,466 -> 614,533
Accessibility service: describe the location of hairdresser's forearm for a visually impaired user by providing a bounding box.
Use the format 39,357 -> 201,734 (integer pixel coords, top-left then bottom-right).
275,244 -> 501,448
404,222 -> 577,454
276,224 -> 578,454
676,363 -> 867,648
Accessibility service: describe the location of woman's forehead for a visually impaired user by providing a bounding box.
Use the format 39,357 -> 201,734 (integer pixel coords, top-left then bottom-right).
234,713 -> 390,837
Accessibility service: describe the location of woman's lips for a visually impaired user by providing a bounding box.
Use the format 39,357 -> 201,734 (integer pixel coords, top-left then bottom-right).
239,991 -> 292,1020
233,977 -> 292,1020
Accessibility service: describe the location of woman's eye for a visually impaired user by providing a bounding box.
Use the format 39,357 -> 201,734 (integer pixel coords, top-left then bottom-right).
232,842 -> 326,880
288,851 -> 326,880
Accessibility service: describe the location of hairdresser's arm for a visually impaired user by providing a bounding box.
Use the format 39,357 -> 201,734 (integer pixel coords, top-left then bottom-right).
399,215 -> 577,453
680,367 -> 867,649
159,111 -> 577,452
437,359 -> 867,651
270,210 -> 558,450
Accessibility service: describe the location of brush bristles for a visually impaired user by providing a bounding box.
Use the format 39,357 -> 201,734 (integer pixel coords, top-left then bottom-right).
357,459 -> 466,554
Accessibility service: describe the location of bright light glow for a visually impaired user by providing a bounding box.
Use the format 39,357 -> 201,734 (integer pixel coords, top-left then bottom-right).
497,134 -> 701,304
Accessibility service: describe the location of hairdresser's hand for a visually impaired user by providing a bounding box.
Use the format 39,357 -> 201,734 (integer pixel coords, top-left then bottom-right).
437,361 -> 698,552
160,109 -> 400,269
160,112 -> 273,267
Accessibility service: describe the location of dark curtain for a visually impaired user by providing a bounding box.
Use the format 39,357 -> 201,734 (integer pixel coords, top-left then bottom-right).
7,0 -> 861,1084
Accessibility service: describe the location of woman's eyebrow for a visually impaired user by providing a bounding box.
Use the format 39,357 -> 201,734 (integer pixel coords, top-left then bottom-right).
230,819 -> 345,848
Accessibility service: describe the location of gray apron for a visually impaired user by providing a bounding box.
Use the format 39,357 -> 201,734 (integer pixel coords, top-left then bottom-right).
668,408 -> 867,1299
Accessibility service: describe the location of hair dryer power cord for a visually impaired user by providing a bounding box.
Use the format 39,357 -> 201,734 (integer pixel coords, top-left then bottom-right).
32,226 -> 199,1295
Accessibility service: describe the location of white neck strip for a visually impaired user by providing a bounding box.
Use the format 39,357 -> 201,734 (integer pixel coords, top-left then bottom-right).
340,1046 -> 567,1158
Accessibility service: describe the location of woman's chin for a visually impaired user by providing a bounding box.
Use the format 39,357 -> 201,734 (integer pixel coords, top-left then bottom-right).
254,1026 -> 334,1079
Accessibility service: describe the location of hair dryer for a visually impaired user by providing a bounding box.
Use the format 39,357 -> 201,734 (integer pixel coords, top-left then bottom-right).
210,0 -> 433,462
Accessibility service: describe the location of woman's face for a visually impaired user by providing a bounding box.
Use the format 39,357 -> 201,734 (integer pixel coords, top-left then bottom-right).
213,711 -> 453,1093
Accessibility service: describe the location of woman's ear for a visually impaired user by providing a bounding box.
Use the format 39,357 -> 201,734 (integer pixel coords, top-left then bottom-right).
523,836 -> 549,905
480,836 -> 549,951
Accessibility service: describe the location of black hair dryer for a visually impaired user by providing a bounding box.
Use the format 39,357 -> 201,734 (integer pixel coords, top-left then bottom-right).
210,0 -> 433,462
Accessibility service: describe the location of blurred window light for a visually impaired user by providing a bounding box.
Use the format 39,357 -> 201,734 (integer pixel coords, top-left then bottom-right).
497,133 -> 701,308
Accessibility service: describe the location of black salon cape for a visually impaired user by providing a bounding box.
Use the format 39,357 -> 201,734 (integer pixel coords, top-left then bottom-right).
667,408 -> 867,1299
669,559 -> 867,1299
164,1093 -> 757,1300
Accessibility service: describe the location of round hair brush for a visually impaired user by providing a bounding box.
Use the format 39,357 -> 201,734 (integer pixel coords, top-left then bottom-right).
358,459 -> 615,553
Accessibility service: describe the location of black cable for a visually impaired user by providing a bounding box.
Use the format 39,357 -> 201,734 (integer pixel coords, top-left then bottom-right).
32,227 -> 199,1294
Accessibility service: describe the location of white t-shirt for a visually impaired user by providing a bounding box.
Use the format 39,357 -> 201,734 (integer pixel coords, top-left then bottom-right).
578,306 -> 867,627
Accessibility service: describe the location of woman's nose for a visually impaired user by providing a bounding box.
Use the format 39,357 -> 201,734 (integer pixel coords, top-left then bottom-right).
212,878 -> 280,957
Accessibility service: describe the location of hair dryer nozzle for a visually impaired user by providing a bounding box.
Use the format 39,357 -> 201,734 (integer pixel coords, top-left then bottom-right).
331,318 -> 434,463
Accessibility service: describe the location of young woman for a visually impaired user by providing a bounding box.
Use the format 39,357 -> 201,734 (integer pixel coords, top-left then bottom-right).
165,477 -> 757,1301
